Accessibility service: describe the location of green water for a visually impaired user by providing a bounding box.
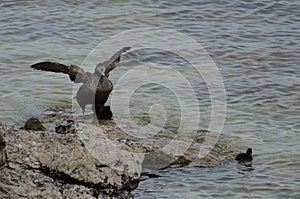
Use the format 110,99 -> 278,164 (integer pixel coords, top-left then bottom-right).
1,1 -> 299,198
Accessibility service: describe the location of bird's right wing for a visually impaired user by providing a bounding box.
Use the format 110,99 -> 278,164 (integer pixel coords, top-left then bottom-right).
31,61 -> 90,83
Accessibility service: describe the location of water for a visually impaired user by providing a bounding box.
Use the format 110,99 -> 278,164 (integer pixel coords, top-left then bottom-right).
1,0 -> 299,198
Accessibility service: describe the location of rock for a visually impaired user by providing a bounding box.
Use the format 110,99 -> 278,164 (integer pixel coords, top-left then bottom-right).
0,131 -> 6,168
76,123 -> 144,180
0,107 -> 232,198
0,124 -> 142,199
142,151 -> 190,169
55,119 -> 76,134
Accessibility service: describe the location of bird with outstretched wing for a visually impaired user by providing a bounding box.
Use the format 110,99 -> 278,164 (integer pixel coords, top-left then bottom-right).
31,47 -> 131,119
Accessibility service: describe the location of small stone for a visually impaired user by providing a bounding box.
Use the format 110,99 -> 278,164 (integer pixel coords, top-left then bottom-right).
55,119 -> 76,134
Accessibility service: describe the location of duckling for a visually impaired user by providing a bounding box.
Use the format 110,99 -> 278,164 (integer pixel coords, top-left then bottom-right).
22,118 -> 46,131
235,148 -> 253,161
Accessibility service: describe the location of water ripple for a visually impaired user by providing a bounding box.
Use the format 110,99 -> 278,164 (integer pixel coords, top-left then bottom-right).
1,0 -> 299,197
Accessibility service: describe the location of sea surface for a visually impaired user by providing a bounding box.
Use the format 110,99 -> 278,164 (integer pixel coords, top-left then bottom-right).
1,0 -> 299,198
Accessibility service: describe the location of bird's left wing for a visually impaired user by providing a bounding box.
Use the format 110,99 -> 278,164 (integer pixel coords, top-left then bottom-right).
31,61 -> 90,83
96,47 -> 131,77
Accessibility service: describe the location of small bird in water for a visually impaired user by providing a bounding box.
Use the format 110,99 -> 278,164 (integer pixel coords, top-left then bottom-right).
31,47 -> 130,119
235,148 -> 253,161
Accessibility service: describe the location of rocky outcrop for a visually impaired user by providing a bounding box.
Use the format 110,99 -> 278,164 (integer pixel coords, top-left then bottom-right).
0,107 -> 231,198
0,123 -> 143,199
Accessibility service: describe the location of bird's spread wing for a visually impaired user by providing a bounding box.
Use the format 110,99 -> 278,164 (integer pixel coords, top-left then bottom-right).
96,47 -> 131,77
31,61 -> 90,83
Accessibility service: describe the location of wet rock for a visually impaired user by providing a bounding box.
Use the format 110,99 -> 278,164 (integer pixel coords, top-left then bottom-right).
143,151 -> 191,169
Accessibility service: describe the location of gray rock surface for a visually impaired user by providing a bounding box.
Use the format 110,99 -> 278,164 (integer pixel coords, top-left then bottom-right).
0,131 -> 6,168
0,124 -> 142,199
0,107 -> 231,198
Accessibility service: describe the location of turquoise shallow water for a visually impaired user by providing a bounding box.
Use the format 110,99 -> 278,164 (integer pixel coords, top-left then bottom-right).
1,0 -> 299,198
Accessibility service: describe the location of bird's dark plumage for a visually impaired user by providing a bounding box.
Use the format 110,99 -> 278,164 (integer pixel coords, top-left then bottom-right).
22,118 -> 46,131
31,62 -> 90,83
235,148 -> 253,161
95,105 -> 113,120
31,47 -> 131,117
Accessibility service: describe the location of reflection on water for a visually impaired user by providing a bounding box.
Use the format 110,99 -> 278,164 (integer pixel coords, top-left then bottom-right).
1,0 -> 299,198
236,162 -> 255,174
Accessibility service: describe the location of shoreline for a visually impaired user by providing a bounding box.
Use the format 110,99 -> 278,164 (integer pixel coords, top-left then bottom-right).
0,107 -> 232,198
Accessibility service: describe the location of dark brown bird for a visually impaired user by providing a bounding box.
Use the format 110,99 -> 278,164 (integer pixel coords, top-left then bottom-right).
22,118 -> 46,131
235,148 -> 253,161
31,47 -> 130,117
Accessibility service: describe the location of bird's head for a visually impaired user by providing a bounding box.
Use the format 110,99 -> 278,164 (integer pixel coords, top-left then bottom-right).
246,148 -> 252,155
95,64 -> 105,76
